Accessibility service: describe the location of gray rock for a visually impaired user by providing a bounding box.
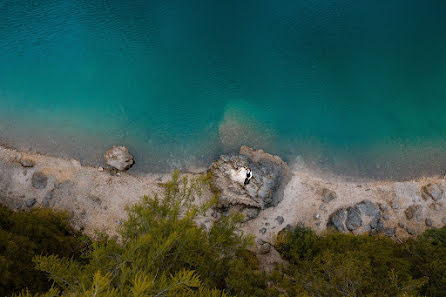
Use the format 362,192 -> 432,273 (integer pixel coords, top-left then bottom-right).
442,218 -> 446,224
391,201 -> 400,210
319,204 -> 326,211
32,172 -> 48,189
313,213 -> 320,220
256,238 -> 265,245
327,208 -> 346,232
433,203 -> 441,211
211,211 -> 218,218
285,224 -> 293,231
276,216 -> 284,225
422,183 -> 443,201
405,205 -> 421,220
44,192 -> 53,200
104,146 -> 134,171
26,198 -> 36,207
356,200 -> 380,217
210,146 -> 288,211
406,227 -> 415,235
322,189 -> 337,203
242,207 -> 260,222
259,243 -> 271,254
382,214 -> 390,221
345,207 -> 362,231
20,159 -> 35,168
384,227 -> 395,237
379,203 -> 388,211
425,218 -> 433,227
42,199 -> 50,207
398,222 -> 405,228
259,227 -> 267,234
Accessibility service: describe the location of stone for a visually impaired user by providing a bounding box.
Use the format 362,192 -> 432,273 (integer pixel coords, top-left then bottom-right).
322,189 -> 337,203
327,208 -> 346,232
44,192 -> 53,200
26,198 -> 36,207
398,222 -> 405,228
442,217 -> 446,224
242,207 -> 260,222
285,224 -> 293,231
211,211 -> 218,218
209,146 -> 288,211
384,227 -> 395,237
406,227 -> 415,235
20,159 -> 35,168
32,172 -> 48,189
42,198 -> 50,207
345,207 -> 362,231
256,238 -> 265,245
422,183 -> 443,201
104,146 -> 134,171
425,218 -> 433,227
276,216 -> 284,225
356,200 -> 380,217
98,167 -> 104,171
319,204 -> 326,211
433,203 -> 441,211
313,213 -> 320,220
379,203 -> 388,211
369,218 -> 384,232
382,214 -> 390,221
391,201 -> 400,210
259,228 -> 267,234
259,243 -> 271,254
405,205 -> 421,220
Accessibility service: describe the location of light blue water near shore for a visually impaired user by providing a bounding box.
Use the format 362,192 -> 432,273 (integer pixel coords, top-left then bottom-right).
1,1 -> 446,179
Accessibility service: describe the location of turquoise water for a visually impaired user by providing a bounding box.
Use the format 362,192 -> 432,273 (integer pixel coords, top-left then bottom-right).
1,1 -> 446,179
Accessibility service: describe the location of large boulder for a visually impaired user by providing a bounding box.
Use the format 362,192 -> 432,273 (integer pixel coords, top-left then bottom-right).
104,146 -> 134,171
209,146 -> 289,220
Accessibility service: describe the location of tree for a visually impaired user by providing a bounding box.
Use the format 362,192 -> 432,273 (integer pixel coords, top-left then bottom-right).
17,171 -> 266,297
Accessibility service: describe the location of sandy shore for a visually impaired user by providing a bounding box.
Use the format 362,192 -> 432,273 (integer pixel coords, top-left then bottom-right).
1,144 -> 445,250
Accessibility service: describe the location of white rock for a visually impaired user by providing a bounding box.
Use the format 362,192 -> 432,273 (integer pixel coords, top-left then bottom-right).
104,146 -> 134,171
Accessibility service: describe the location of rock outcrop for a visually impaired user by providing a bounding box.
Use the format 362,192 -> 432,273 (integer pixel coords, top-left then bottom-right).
104,146 -> 134,171
209,146 -> 289,221
328,200 -> 385,235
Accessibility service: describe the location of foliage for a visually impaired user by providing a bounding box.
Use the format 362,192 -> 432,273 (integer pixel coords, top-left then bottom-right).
273,226 -> 444,297
5,171 -> 446,297
16,171 -> 264,297
0,205 -> 87,297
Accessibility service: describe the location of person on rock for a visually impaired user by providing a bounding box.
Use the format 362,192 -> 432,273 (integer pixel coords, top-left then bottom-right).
244,167 -> 252,185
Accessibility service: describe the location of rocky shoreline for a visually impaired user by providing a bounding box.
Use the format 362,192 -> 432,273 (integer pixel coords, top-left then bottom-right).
1,144 -> 445,259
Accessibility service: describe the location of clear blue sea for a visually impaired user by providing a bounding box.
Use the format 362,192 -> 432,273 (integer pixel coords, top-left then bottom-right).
1,0 -> 446,179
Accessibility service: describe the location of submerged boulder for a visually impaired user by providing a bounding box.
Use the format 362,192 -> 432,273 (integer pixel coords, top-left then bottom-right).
209,146 -> 288,221
104,146 -> 134,171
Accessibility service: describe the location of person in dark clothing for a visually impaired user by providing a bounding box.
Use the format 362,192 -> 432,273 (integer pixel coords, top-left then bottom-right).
244,167 -> 252,185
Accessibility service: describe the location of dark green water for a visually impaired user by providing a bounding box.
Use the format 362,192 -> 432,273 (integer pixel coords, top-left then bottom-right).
1,0 -> 446,179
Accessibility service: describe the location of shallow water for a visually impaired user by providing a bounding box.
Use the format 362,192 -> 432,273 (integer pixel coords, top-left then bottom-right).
1,1 -> 446,179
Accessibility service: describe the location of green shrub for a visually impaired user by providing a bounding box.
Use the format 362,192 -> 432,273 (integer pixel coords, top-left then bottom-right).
17,171 -> 265,297
0,205 -> 87,297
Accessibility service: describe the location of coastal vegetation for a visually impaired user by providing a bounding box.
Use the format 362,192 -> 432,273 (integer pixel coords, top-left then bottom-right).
1,172 -> 445,297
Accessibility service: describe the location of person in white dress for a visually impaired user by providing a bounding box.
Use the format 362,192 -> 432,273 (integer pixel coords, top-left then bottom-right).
244,167 -> 252,185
